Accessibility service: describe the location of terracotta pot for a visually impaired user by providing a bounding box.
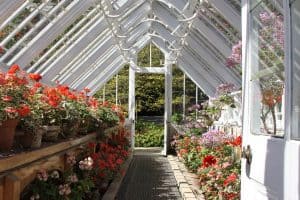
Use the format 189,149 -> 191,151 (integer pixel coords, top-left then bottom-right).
62,121 -> 79,138
20,128 -> 45,148
42,125 -> 60,142
0,119 -> 19,151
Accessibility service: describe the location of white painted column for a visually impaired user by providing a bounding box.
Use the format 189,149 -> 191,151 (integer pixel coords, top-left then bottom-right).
128,59 -> 136,150
163,55 -> 172,156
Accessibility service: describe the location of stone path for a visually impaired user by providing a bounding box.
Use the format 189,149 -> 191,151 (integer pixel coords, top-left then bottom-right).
117,148 -> 182,200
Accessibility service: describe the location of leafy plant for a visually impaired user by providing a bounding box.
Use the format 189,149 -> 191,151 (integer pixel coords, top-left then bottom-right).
135,120 -> 164,147
171,113 -> 183,124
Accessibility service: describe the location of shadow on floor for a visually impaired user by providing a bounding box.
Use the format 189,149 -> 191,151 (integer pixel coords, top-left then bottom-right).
116,148 -> 182,200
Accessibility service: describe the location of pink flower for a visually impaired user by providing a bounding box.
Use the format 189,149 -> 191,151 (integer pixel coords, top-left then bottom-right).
2,95 -> 12,102
59,184 -> 71,196
68,174 -> 78,183
36,169 -> 48,181
79,157 -> 93,170
4,107 -> 17,114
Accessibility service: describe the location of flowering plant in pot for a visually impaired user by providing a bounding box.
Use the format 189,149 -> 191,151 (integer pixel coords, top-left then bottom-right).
17,72 -> 46,148
57,85 -> 81,138
40,86 -> 63,142
19,93 -> 45,148
0,64 -> 31,151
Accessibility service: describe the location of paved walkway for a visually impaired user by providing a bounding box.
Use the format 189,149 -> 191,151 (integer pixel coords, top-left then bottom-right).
117,148 -> 182,200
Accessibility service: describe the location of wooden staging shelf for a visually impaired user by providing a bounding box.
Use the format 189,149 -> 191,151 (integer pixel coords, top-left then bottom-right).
0,133 -> 97,200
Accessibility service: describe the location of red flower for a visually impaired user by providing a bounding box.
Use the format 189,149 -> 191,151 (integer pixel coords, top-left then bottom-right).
4,107 -> 17,114
29,73 -> 42,82
230,136 -> 242,146
7,64 -> 20,74
34,82 -> 43,88
202,155 -> 217,168
224,173 -> 237,186
17,104 -> 31,117
2,95 -> 12,102
116,158 -> 123,165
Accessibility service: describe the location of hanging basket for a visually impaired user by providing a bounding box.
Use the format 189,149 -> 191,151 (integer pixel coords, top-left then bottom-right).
0,119 -> 19,151
42,125 -> 61,142
19,127 -> 45,149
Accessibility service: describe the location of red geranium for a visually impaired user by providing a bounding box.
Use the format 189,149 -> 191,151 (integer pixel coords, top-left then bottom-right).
17,104 -> 31,117
7,64 -> 20,74
29,73 -> 42,82
224,173 -> 237,186
202,155 -> 217,168
230,136 -> 242,146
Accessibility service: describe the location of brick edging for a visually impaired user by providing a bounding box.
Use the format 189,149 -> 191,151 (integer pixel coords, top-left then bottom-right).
168,155 -> 205,200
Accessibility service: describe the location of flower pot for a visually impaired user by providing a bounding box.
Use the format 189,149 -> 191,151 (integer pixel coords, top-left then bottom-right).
62,121 -> 79,138
42,125 -> 60,142
0,119 -> 19,151
20,128 -> 45,148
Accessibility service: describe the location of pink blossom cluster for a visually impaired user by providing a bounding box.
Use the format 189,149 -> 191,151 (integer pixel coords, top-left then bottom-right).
274,15 -> 284,49
79,157 -> 93,170
216,83 -> 236,96
259,11 -> 274,24
226,40 -> 242,68
36,169 -> 48,182
259,11 -> 284,50
58,184 -> 71,196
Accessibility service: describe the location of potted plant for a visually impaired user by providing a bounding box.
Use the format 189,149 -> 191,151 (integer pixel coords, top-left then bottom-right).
0,65 -> 31,151
61,100 -> 81,138
18,92 -> 45,148
40,86 -> 63,142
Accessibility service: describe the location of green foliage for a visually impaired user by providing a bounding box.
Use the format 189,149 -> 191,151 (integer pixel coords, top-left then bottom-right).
135,120 -> 164,147
171,113 -> 183,124
95,44 -> 208,116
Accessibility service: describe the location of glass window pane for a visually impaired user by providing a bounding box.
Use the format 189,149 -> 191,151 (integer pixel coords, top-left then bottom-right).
291,0 -> 300,140
249,0 -> 285,136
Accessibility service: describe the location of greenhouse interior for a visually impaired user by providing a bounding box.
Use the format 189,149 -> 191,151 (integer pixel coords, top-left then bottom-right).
0,0 -> 299,199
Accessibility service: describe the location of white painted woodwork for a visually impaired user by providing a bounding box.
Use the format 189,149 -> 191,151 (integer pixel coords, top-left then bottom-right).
241,1 -> 300,200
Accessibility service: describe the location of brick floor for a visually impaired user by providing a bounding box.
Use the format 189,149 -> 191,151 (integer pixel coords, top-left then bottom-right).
116,148 -> 182,200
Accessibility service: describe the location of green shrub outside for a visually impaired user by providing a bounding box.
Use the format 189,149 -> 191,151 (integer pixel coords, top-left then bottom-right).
135,120 -> 164,147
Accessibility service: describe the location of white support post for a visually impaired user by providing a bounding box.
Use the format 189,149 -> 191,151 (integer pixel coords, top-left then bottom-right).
129,59 -> 136,150
163,55 -> 172,156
